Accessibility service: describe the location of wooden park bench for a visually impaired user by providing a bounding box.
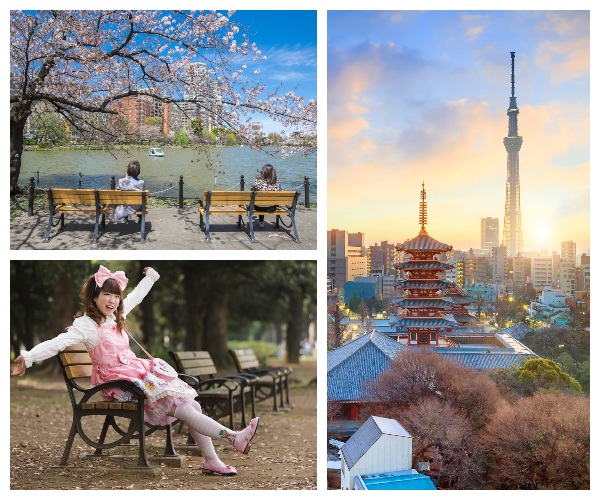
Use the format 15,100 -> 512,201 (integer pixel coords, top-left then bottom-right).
198,190 -> 300,243
57,343 -> 178,469
169,350 -> 256,431
228,348 -> 292,412
43,188 -> 149,244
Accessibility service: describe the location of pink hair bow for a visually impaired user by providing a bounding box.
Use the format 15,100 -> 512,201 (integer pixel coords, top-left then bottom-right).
95,265 -> 128,290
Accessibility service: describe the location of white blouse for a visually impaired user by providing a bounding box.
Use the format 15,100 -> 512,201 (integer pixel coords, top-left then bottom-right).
20,268 -> 160,368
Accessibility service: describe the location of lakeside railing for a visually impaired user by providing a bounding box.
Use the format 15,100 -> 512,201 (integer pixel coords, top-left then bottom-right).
24,174 -> 314,216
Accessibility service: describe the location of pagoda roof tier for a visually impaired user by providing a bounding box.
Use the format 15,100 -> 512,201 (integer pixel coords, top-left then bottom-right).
392,298 -> 452,308
395,261 -> 454,271
441,295 -> 476,305
390,318 -> 458,328
439,285 -> 469,297
396,234 -> 453,253
394,279 -> 454,289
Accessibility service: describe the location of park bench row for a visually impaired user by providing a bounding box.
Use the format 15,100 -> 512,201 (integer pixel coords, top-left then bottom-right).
42,188 -> 300,244
56,345 -> 292,470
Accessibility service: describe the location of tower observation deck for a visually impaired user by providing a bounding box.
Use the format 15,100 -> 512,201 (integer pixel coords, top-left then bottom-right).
502,51 -> 523,257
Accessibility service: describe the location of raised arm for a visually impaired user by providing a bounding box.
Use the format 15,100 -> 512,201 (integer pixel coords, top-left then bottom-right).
122,267 -> 160,317
12,316 -> 97,375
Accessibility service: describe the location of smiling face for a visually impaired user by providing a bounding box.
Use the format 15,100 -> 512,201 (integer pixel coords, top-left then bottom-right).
94,289 -> 121,317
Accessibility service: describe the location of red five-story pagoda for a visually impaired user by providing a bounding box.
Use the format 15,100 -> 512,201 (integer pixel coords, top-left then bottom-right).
391,183 -> 458,346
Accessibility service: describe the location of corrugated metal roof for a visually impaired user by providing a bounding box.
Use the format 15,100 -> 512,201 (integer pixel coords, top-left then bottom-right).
355,470 -> 437,490
327,332 -> 406,401
340,416 -> 411,469
396,234 -> 453,252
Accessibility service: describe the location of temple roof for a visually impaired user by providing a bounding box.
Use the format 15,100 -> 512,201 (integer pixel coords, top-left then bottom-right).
395,261 -> 454,271
392,298 -> 452,308
390,318 -> 458,328
396,234 -> 453,253
327,332 -> 407,402
394,279 -> 454,289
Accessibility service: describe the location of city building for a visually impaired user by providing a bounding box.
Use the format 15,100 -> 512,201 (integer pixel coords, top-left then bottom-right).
528,286 -> 570,324
369,241 -> 397,276
508,254 -> 531,293
250,121 -> 264,139
561,240 -> 576,263
531,253 -> 560,290
502,52 -> 524,257
328,229 -> 368,298
340,416 -> 435,491
492,246 -> 507,285
481,217 -> 500,251
344,277 -> 377,302
578,254 -> 591,291
115,94 -> 164,133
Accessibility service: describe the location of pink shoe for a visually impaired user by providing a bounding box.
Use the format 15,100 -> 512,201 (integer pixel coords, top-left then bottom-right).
202,460 -> 237,476
232,417 -> 259,455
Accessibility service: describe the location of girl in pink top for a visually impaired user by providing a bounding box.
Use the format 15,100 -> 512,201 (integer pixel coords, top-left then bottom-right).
12,265 -> 258,476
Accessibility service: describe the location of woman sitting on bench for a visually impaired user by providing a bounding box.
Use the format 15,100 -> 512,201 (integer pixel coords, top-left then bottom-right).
251,164 -> 282,227
115,160 -> 145,221
12,265 -> 259,477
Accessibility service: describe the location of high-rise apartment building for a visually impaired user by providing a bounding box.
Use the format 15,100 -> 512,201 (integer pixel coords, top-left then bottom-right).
492,246 -> 507,285
481,217 -> 500,251
328,229 -> 367,297
369,241 -> 397,277
531,253 -> 560,290
561,240 -> 576,262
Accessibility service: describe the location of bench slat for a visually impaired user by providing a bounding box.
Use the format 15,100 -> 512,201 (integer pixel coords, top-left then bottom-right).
253,191 -> 297,205
65,365 -> 93,379
48,189 -> 96,204
96,190 -> 150,204
60,352 -> 92,366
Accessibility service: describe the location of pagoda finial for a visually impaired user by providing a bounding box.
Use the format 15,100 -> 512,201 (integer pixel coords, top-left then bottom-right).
419,181 -> 428,235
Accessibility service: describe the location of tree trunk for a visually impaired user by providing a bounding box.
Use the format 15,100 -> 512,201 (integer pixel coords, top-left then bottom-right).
205,292 -> 230,369
10,102 -> 32,195
183,268 -> 204,351
286,290 -> 304,364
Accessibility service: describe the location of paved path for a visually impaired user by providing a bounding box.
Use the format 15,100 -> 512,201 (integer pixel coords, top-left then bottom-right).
10,206 -> 317,250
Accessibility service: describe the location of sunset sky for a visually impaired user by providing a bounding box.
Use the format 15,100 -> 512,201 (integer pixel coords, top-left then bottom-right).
327,10 -> 590,254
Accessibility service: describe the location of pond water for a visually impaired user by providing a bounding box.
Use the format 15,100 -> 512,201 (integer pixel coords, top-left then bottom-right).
20,146 -> 317,200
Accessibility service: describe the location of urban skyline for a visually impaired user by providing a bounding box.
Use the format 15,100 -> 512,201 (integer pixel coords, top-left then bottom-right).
328,10 -> 590,254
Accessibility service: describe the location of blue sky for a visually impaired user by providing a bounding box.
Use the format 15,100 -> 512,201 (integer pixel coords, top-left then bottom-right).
328,10 -> 590,254
227,10 -> 317,134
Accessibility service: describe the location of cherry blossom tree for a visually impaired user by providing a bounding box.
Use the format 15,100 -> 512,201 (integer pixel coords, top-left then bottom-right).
10,10 -> 317,194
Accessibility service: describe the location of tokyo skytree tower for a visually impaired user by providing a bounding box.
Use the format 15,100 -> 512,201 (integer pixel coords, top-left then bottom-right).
502,51 -> 523,257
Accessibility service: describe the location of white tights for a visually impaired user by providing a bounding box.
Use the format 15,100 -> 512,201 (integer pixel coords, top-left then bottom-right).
173,400 -> 236,463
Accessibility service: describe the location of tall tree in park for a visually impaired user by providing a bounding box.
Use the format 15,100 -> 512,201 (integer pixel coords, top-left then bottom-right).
10,10 -> 317,194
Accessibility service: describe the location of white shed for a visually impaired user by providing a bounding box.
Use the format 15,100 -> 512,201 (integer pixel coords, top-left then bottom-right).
339,415 -> 413,490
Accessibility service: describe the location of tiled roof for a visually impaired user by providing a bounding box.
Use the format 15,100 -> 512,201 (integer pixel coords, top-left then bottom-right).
327,332 -> 406,401
340,416 -> 411,469
394,279 -> 454,289
390,318 -> 458,328
497,323 -> 534,340
435,351 -> 535,370
395,261 -> 454,271
392,298 -> 452,308
396,234 -> 453,252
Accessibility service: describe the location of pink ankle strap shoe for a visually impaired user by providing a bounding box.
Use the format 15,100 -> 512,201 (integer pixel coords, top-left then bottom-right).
202,460 -> 237,476
233,417 -> 260,455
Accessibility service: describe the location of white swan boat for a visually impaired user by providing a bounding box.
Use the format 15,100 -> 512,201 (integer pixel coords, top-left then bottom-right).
149,147 -> 164,157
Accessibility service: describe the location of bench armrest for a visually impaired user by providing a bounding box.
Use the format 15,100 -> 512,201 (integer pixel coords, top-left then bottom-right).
178,373 -> 200,389
228,373 -> 260,386
78,380 -> 146,406
197,378 -> 240,393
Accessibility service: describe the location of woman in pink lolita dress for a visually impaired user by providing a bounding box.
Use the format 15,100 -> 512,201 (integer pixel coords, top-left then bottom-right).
12,265 -> 259,476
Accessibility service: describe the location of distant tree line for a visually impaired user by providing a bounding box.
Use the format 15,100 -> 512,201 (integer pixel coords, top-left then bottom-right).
11,260 -> 316,370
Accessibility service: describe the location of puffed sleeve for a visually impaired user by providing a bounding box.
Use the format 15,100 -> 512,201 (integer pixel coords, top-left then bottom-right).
19,316 -> 97,368
122,268 -> 160,317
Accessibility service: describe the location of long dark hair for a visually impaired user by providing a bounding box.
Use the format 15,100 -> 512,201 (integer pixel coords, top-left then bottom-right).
259,164 -> 278,185
75,275 -> 125,331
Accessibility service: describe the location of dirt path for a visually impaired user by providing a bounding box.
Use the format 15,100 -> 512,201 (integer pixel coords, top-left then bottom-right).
10,362 -> 316,490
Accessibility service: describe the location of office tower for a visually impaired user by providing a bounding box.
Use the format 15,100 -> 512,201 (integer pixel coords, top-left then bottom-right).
481,217 -> 499,251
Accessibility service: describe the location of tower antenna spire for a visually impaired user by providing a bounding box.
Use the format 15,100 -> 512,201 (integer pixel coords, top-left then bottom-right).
419,181 -> 428,235
511,51 -> 515,98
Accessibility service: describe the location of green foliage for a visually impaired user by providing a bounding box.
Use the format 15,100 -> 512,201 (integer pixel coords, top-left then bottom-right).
173,128 -> 191,146
31,112 -> 68,143
144,116 -> 162,127
516,358 -> 582,394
